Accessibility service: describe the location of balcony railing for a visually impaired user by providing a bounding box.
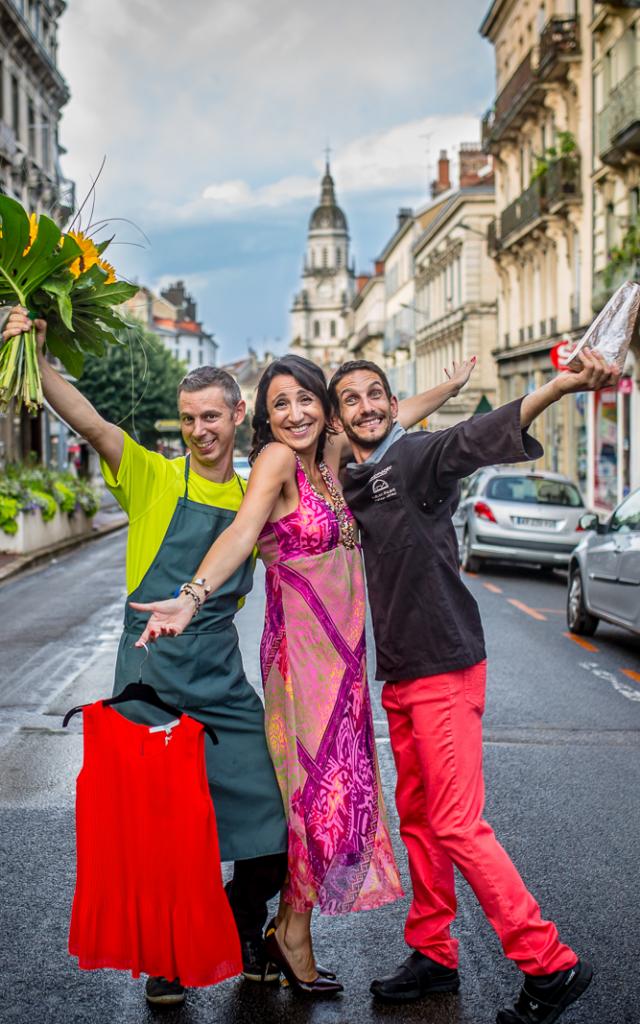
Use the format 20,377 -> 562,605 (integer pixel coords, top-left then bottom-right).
501,180 -> 546,242
546,155 -> 581,206
356,320 -> 384,347
594,2 -> 640,8
593,260 -> 640,312
486,18 -> 580,146
602,67 -> 640,163
538,17 -> 581,77
487,218 -> 500,255
491,157 -> 580,249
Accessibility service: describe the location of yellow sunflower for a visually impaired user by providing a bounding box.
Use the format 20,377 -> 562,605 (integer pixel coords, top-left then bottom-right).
68,230 -> 101,278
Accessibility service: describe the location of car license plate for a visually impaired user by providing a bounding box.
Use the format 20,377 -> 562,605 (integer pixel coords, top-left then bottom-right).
511,516 -> 557,529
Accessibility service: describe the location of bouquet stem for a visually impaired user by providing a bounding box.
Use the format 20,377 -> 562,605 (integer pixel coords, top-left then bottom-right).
0,327 -> 43,415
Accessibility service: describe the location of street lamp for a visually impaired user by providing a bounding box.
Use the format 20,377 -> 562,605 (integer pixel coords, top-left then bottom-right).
457,222 -> 487,239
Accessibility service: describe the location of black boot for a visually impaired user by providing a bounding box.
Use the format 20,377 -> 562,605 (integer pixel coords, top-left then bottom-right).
497,959 -> 593,1024
370,950 -> 460,1003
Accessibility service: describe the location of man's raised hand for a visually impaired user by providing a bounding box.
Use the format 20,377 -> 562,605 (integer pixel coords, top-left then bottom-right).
557,348 -> 620,395
444,356 -> 477,395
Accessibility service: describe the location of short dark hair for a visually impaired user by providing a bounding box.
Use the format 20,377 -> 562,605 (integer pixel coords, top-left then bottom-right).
177,366 -> 241,410
328,360 -> 392,411
249,354 -> 334,465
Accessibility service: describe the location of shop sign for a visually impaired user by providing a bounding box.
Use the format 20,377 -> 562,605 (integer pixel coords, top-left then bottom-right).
550,338 -> 574,370
618,377 -> 633,395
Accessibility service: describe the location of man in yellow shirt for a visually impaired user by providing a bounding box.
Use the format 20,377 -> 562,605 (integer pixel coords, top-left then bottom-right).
2,308 -> 288,1007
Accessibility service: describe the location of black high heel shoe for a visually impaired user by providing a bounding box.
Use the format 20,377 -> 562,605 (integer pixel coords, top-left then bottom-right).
263,930 -> 344,996
264,918 -> 337,980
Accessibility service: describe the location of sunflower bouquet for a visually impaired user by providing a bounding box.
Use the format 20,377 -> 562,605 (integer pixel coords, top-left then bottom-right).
0,195 -> 138,414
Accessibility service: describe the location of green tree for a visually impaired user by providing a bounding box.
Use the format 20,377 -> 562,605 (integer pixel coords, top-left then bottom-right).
76,322 -> 186,447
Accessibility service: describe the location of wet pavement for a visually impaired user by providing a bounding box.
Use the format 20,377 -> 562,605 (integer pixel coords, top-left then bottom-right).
1,534 -> 639,1023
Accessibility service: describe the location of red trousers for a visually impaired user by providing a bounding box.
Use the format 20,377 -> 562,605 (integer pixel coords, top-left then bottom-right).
382,661 -> 577,975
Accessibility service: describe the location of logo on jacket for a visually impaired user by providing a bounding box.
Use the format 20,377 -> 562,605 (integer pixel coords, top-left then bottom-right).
370,468 -> 398,502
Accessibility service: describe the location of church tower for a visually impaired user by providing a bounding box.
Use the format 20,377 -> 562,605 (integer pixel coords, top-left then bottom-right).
290,161 -> 355,371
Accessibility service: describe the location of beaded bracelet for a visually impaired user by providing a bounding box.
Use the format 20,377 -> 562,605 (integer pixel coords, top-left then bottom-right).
179,583 -> 202,617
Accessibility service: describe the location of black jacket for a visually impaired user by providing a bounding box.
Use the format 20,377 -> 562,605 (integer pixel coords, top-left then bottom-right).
342,399 -> 544,681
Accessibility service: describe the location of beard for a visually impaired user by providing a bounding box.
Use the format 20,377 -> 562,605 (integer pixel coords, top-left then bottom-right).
341,414 -> 393,451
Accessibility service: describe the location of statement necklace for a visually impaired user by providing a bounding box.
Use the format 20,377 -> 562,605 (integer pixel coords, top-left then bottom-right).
301,458 -> 357,550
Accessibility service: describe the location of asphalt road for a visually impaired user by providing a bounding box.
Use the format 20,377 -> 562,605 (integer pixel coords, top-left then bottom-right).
0,533 -> 639,1024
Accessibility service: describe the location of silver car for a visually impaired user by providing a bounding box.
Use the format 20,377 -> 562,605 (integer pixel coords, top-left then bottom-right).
567,487 -> 640,637
457,468 -> 587,573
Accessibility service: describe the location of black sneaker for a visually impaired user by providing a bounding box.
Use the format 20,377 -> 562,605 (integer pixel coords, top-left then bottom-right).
370,950 -> 460,1003
145,976 -> 186,1006
497,959 -> 593,1024
241,938 -> 280,983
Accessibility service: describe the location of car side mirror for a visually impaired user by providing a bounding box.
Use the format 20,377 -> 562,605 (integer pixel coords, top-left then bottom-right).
578,513 -> 599,532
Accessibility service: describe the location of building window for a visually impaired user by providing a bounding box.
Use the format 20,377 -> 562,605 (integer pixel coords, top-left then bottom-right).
27,99 -> 36,158
314,320 -> 320,338
330,320 -> 336,337
310,250 -> 315,268
41,113 -> 50,171
336,248 -> 341,267
322,248 -> 328,268
198,348 -> 203,364
186,349 -> 191,365
11,75 -> 20,138
174,348 -> 180,360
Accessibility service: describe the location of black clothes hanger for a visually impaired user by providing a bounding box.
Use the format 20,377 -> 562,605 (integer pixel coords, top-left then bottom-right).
62,645 -> 219,745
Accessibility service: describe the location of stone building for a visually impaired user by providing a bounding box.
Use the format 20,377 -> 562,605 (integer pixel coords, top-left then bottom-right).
343,262 -> 385,364
0,0 -> 75,467
480,0 -> 590,492
290,161 -> 355,371
481,0 -> 640,510
590,0 -> 640,509
414,177 -> 498,431
120,281 -> 218,370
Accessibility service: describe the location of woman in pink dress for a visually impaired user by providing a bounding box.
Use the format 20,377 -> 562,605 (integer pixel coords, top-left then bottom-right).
133,354 -> 473,995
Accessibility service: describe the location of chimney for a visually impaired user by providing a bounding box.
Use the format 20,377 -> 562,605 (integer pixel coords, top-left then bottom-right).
374,260 -> 385,276
431,150 -> 451,198
356,273 -> 370,293
397,207 -> 413,228
459,143 -> 490,188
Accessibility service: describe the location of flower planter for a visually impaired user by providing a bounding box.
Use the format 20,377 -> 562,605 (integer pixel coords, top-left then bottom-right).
0,507 -> 94,555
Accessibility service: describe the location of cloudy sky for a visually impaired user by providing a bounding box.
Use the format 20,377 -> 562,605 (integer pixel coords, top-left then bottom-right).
59,0 -> 495,362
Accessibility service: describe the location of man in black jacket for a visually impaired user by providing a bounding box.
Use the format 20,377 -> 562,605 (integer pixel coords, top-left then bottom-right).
329,351 -> 618,1024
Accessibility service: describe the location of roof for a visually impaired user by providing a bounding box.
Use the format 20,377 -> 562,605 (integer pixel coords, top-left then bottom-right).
308,162 -> 348,233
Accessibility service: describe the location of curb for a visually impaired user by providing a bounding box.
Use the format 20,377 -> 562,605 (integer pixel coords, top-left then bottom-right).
0,515 -> 128,584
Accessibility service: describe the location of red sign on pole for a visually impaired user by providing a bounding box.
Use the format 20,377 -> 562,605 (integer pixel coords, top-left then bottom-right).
550,339 -> 574,370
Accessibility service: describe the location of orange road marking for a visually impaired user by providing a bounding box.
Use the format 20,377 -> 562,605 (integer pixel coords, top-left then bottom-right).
483,583 -> 502,593
622,668 -> 640,684
508,599 -> 547,621
464,571 -> 478,578
537,608 -> 565,615
563,632 -> 599,653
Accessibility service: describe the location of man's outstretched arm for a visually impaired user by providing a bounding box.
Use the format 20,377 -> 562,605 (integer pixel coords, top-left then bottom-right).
520,348 -> 616,428
396,357 -> 477,429
2,306 -> 124,477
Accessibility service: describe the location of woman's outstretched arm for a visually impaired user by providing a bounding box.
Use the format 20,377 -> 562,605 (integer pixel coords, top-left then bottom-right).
131,444 -> 296,644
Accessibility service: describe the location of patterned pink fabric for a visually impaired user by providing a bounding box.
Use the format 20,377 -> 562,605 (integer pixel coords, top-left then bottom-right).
258,460 -> 402,914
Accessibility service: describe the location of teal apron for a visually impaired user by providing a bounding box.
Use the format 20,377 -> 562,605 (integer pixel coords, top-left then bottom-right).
112,457 -> 287,862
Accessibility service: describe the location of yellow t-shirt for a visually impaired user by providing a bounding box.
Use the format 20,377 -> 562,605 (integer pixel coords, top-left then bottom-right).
102,432 -> 246,595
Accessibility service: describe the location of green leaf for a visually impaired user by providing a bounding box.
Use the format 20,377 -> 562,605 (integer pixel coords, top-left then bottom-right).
40,275 -> 75,331
45,334 -> 85,378
0,197 -> 81,304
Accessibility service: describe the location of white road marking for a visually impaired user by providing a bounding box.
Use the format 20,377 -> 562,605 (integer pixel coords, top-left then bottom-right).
579,661 -> 640,703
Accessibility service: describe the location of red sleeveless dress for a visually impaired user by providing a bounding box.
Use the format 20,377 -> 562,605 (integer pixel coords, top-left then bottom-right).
68,701 -> 242,986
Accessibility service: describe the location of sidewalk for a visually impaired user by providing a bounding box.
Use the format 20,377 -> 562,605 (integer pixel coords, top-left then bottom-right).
0,493 -> 127,584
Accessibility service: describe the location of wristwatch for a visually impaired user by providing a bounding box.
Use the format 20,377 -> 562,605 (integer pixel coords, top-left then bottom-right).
190,577 -> 211,595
